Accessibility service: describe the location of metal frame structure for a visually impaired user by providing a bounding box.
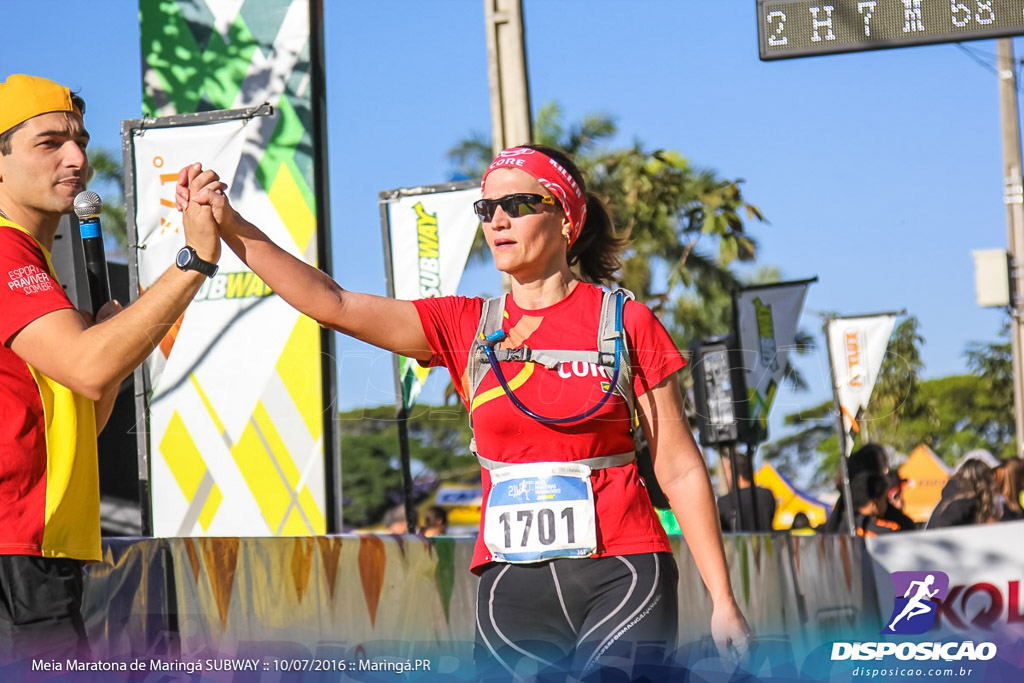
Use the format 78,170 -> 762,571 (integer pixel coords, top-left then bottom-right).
378,179 -> 480,533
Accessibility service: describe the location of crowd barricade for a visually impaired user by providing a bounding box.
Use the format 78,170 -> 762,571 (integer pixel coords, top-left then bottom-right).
82,532 -> 880,663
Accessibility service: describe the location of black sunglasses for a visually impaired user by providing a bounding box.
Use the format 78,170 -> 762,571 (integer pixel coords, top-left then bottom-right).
473,193 -> 559,222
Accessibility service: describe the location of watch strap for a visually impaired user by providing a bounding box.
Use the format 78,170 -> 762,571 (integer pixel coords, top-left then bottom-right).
177,246 -> 218,278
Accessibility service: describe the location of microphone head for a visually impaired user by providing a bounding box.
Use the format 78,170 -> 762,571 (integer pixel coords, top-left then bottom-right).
74,191 -> 102,220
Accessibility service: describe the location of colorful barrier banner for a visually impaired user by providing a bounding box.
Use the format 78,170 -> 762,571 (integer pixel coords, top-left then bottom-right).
52,527 -> 1024,681
77,533 -> 873,678
138,0 -> 329,535
382,184 -> 480,408
825,313 -> 899,434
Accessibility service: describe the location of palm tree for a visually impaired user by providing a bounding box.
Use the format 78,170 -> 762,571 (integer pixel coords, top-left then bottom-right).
447,103 -> 764,311
87,147 -> 128,254
444,104 -> 815,411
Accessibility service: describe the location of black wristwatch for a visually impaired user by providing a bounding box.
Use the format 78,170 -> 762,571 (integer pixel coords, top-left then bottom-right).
175,246 -> 218,278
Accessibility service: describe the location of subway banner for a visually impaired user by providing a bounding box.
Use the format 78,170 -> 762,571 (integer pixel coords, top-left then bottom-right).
381,181 -> 480,408
825,313 -> 899,435
137,0 -> 333,535
733,279 -> 815,442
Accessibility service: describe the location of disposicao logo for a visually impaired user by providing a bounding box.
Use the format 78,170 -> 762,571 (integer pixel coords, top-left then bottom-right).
831,569 -> 997,663
883,570 -> 949,635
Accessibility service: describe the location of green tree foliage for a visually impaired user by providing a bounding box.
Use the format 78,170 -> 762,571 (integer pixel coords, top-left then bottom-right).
765,317 -> 929,487
448,106 -> 826,480
898,375 -> 1015,461
447,104 -> 798,394
447,103 -> 765,319
433,107 -> 813,504
339,404 -> 478,528
766,319 -> 1016,489
859,316 -> 931,450
87,147 -> 128,251
964,326 -> 1015,455
759,399 -> 835,487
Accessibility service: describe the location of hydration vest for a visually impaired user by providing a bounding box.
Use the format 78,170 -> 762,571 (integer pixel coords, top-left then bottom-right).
466,288 -> 642,471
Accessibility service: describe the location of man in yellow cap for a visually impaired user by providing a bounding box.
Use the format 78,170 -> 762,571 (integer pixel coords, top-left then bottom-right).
0,74 -> 224,661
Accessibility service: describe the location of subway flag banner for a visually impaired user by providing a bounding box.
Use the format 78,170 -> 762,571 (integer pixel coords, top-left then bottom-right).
383,186 -> 480,409
734,280 -> 814,442
139,0 -> 328,535
825,313 -> 898,435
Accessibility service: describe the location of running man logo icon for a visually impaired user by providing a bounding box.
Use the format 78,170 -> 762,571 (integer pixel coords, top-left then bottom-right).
882,571 -> 949,635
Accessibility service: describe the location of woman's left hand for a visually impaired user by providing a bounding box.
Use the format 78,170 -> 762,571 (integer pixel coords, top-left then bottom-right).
711,599 -> 753,661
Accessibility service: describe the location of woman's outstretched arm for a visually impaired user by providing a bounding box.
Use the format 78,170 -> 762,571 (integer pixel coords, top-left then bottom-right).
178,163 -> 432,361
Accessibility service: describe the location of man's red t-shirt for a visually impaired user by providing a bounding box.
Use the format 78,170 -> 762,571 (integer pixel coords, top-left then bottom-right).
0,222 -> 101,561
413,282 -> 685,572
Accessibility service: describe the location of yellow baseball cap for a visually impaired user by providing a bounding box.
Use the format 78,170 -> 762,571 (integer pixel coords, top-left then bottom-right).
0,74 -> 82,137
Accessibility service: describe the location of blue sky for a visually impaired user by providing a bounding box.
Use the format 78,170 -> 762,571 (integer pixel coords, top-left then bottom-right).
2,1 -> 1018,474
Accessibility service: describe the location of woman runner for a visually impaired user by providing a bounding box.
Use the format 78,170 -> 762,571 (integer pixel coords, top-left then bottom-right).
177,145 -> 751,678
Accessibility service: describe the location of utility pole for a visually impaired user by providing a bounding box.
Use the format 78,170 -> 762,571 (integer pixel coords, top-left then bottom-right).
997,39 -> 1024,456
484,0 -> 532,155
484,0 -> 532,292
824,317 -> 856,535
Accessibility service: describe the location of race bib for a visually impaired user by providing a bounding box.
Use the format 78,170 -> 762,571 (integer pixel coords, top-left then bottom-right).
483,462 -> 596,563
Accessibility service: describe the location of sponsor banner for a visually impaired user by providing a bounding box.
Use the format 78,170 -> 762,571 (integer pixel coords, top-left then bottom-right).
385,187 -> 479,408
826,314 -> 898,434
734,280 -> 812,437
867,521 -> 1024,640
820,525 -> 1024,682
138,0 -> 327,536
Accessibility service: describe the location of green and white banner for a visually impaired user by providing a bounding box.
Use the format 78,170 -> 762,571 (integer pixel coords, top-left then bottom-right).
139,0 -> 329,535
734,279 -> 814,440
383,185 -> 480,409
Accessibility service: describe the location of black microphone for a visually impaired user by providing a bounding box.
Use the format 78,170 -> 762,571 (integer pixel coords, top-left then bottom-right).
73,191 -> 111,315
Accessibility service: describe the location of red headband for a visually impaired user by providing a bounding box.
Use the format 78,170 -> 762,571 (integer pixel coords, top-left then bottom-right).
482,147 -> 587,246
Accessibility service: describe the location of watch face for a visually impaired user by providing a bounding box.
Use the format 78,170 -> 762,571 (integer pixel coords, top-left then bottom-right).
176,247 -> 192,269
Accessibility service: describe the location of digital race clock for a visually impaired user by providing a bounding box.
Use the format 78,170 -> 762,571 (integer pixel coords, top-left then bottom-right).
758,0 -> 1024,60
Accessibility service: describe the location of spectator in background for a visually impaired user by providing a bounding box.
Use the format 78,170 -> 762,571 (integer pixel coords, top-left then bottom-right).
850,471 -> 901,537
883,470 -> 917,530
789,512 -> 815,536
383,505 -> 408,534
421,506 -> 448,537
993,457 -> 1024,522
824,443 -> 915,533
717,450 -> 776,532
926,458 -> 998,529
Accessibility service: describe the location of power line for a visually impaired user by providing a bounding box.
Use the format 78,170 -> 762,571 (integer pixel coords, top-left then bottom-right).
954,42 -> 999,76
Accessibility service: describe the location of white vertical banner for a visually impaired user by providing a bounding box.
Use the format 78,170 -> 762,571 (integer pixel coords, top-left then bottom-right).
384,185 -> 480,408
734,279 -> 815,438
132,114 -> 328,537
133,121 -> 247,391
825,313 -> 899,434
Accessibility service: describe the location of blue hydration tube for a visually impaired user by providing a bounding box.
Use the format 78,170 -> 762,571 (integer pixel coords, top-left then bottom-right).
479,292 -> 625,425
